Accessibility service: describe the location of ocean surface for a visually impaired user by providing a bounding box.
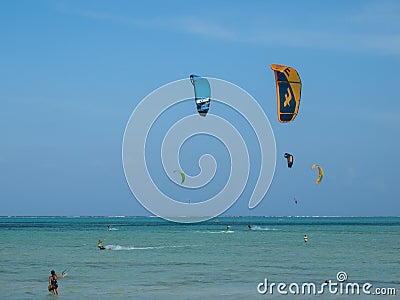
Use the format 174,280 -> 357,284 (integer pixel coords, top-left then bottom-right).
0,216 -> 399,299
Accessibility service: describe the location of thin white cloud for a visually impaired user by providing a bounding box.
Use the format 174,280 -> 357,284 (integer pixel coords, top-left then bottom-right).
56,4 -> 150,27
352,0 -> 400,28
361,111 -> 400,128
245,28 -> 400,55
57,5 -> 237,39
56,3 -> 400,56
182,20 -> 236,41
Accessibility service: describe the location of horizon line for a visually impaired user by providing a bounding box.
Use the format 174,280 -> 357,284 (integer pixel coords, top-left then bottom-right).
1,215 -> 399,218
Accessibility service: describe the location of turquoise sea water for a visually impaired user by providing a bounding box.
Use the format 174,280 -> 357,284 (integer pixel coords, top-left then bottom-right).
0,216 -> 399,299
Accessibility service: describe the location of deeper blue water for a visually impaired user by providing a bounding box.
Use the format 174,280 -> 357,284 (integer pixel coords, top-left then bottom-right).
0,216 -> 398,299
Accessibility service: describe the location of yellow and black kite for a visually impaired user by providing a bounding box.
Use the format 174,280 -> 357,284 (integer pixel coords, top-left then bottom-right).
270,64 -> 302,123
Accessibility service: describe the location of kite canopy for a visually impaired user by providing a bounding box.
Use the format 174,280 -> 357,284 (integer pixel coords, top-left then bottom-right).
270,64 -> 302,123
284,153 -> 293,168
174,169 -> 186,184
190,74 -> 211,117
311,164 -> 324,184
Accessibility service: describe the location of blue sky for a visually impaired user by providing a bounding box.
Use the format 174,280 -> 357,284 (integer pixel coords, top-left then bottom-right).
1,0 -> 399,216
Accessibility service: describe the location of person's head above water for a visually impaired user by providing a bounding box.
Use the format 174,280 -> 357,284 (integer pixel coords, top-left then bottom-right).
51,270 -> 55,276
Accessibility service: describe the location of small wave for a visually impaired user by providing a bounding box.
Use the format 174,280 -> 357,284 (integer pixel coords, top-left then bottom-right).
108,228 -> 118,231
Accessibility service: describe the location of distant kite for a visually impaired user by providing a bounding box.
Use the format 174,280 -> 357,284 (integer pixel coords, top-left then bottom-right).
311,164 -> 324,184
284,153 -> 294,168
174,169 -> 186,184
270,64 -> 302,123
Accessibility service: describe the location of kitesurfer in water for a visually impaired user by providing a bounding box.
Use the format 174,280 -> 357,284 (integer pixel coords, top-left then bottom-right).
48,270 -> 67,295
48,270 -> 59,295
248,225 -> 252,230
98,240 -> 106,250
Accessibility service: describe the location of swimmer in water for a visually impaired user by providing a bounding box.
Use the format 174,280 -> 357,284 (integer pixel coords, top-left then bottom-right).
248,225 -> 252,230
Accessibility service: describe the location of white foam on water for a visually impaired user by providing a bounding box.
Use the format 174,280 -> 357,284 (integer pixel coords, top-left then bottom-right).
105,244 -> 188,251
